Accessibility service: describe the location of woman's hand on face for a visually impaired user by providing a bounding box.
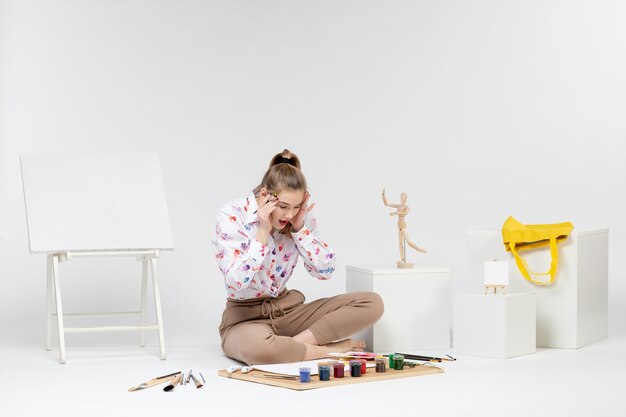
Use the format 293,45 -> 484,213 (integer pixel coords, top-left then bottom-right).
290,191 -> 315,232
257,195 -> 278,234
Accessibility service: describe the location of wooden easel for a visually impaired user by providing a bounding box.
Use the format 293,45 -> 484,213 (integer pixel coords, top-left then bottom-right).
46,250 -> 166,364
483,260 -> 509,296
21,153 -> 174,363
484,284 -> 507,295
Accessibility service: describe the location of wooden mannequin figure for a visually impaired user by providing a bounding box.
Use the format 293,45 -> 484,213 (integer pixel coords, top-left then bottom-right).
382,189 -> 427,268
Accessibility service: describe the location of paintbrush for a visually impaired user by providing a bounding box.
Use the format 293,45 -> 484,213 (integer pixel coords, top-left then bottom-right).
257,374 -> 299,380
189,372 -> 204,389
392,353 -> 456,362
253,193 -> 278,214
128,371 -> 181,392
163,373 -> 183,392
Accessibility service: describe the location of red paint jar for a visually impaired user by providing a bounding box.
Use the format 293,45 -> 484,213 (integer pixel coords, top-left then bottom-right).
333,363 -> 345,378
359,359 -> 367,374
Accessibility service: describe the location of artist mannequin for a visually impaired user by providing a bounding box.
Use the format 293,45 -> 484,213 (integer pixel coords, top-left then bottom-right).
213,149 -> 384,365
382,189 -> 427,268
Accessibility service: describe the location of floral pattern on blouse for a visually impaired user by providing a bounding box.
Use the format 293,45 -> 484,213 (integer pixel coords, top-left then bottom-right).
212,192 -> 336,300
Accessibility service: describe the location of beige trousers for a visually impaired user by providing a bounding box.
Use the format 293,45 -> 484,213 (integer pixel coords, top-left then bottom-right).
219,289 -> 384,365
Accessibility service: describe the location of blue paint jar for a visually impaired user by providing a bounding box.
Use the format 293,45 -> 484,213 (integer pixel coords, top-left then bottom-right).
318,365 -> 331,381
299,367 -> 311,383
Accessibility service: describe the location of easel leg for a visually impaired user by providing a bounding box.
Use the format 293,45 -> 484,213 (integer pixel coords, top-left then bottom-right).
140,258 -> 148,347
150,257 -> 166,360
51,255 -> 66,364
46,255 -> 53,351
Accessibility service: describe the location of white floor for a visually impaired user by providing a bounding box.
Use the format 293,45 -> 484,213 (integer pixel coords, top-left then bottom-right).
2,335 -> 625,417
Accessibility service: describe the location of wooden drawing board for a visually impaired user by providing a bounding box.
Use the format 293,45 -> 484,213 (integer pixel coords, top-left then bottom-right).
218,365 -> 443,391
20,153 -> 174,253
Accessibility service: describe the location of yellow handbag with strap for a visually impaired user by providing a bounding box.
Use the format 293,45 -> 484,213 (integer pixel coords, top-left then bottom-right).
502,216 -> 574,285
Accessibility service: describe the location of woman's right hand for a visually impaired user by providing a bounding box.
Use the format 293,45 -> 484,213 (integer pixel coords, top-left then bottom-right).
256,195 -> 278,243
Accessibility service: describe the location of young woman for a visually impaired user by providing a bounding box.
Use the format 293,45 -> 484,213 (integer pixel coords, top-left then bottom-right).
213,149 -> 384,365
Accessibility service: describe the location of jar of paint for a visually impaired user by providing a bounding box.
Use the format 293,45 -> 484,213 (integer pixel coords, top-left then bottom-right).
349,360 -> 362,377
318,365 -> 331,381
333,363 -> 345,378
388,354 -> 395,369
375,358 -> 386,373
299,367 -> 311,383
393,354 -> 404,370
358,359 -> 367,374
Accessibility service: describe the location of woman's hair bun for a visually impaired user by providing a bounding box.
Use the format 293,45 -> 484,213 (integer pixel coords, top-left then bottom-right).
270,149 -> 301,170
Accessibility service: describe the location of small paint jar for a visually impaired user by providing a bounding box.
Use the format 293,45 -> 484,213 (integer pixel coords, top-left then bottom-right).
359,359 -> 367,374
299,367 -> 311,383
393,354 -> 405,370
388,354 -> 395,369
349,360 -> 362,377
316,361 -> 329,377
333,363 -> 345,378
318,365 -> 331,381
375,358 -> 386,373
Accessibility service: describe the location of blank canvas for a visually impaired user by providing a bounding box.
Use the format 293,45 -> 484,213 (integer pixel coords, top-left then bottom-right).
484,261 -> 509,286
20,153 -> 174,253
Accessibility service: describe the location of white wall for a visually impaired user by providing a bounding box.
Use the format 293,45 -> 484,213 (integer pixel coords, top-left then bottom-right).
1,0 -> 625,348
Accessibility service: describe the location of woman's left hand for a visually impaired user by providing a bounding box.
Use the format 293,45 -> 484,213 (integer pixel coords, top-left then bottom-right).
290,191 -> 315,232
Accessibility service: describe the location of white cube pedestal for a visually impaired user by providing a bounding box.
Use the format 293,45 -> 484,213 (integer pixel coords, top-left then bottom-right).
453,292 -> 536,359
468,229 -> 608,349
346,265 -> 450,352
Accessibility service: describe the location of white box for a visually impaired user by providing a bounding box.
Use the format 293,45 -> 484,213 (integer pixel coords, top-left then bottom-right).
453,292 -> 536,358
346,265 -> 450,352
468,229 -> 608,348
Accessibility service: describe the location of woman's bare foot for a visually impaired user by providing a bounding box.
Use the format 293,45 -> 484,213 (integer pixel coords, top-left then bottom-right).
301,338 -> 367,360
323,338 -> 366,353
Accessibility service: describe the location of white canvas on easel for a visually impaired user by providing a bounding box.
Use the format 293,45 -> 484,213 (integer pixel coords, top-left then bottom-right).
483,260 -> 509,295
21,152 -> 174,363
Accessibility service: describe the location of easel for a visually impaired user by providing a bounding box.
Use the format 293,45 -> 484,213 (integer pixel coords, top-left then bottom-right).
484,284 -> 507,295
46,250 -> 166,364
21,153 -> 174,364
483,260 -> 509,296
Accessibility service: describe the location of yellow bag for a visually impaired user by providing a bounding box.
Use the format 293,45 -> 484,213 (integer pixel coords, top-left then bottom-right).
502,216 -> 574,285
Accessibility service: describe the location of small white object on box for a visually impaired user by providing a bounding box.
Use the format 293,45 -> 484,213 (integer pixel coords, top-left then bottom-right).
484,260 -> 509,294
468,229 -> 608,349
453,292 -> 536,358
346,265 -> 450,352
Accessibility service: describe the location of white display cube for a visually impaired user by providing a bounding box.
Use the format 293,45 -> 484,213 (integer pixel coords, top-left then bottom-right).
346,265 -> 450,352
453,292 -> 536,358
467,229 -> 608,349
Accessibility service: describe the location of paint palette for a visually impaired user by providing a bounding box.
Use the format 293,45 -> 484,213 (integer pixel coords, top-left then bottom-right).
218,363 -> 443,391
